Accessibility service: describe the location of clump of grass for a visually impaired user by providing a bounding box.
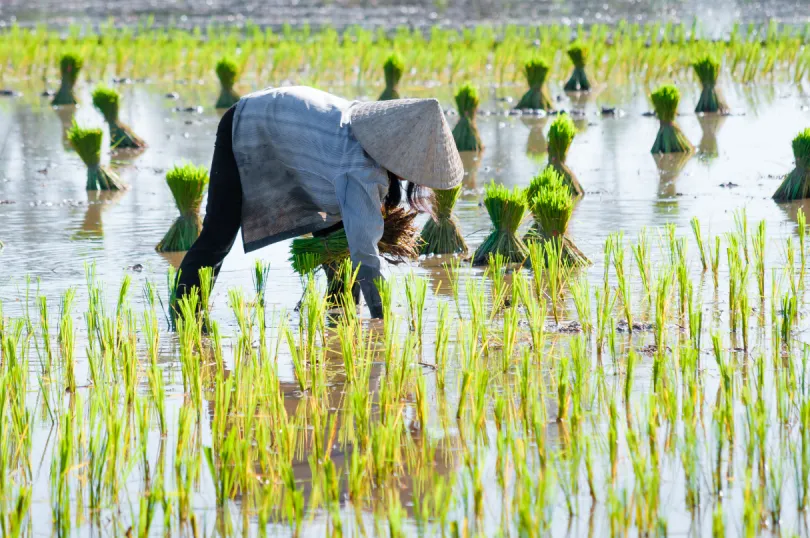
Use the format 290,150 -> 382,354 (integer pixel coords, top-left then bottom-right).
773,128 -> 810,202
420,186 -> 467,255
547,114 -> 584,197
472,183 -> 528,265
525,168 -> 589,266
564,42 -> 593,92
67,122 -> 125,191
156,163 -> 209,252
215,57 -> 240,109
290,207 -> 420,274
378,53 -> 404,101
650,84 -> 694,154
515,57 -> 553,111
452,83 -> 483,153
693,55 -> 729,114
91,86 -> 146,149
52,53 -> 82,106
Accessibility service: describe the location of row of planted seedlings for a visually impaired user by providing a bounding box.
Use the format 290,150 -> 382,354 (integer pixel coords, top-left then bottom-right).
4,206 -> 810,534
3,19 -> 810,95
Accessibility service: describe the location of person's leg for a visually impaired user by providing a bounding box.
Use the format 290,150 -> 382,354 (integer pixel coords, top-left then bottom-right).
176,106 -> 242,301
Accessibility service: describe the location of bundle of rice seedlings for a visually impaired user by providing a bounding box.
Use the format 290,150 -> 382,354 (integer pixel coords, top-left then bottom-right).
378,53 -> 404,101
67,122 -> 125,191
215,57 -> 241,109
693,55 -> 729,114
525,168 -> 589,266
420,185 -> 467,255
451,83 -> 483,153
773,129 -> 810,202
650,84 -> 694,154
92,86 -> 146,149
472,183 -> 529,266
155,163 -> 210,252
514,58 -> 554,111
563,42 -> 593,92
547,114 -> 584,197
290,207 -> 420,274
52,53 -> 83,106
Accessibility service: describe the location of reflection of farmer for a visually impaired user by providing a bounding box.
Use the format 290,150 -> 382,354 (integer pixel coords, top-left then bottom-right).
175,87 -> 463,318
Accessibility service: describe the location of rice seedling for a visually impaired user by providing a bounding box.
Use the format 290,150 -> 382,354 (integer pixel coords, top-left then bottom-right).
472,182 -> 529,265
214,57 -> 240,109
564,42 -> 593,92
650,84 -> 694,154
773,128 -> 810,202
451,83 -> 483,153
67,122 -> 125,191
155,163 -> 209,252
52,52 -> 82,106
515,57 -> 554,111
546,114 -> 584,197
525,167 -> 589,266
91,86 -> 146,149
378,53 -> 404,101
420,185 -> 467,255
693,55 -> 729,114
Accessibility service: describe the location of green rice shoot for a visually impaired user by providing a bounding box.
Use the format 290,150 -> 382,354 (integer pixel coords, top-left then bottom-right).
515,57 -> 554,111
564,42 -> 593,92
215,57 -> 241,109
156,163 -> 210,252
472,182 -> 529,265
693,55 -> 729,114
420,185 -> 467,256
650,84 -> 694,154
547,114 -> 584,197
451,83 -> 483,153
773,128 -> 810,202
52,53 -> 83,106
379,53 -> 404,101
91,86 -> 146,149
67,122 -> 125,191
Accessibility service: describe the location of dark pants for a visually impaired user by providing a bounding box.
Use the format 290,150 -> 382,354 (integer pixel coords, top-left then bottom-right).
176,106 -> 359,304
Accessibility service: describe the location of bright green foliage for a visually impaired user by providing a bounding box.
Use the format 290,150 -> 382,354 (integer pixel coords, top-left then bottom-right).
67,122 -> 124,191
52,53 -> 83,105
92,86 -> 146,149
379,53 -> 404,101
472,183 -> 529,265
515,58 -> 554,111
452,83 -> 483,152
547,115 -> 583,197
215,57 -> 241,109
773,128 -> 810,201
564,42 -> 593,92
650,85 -> 693,154
420,185 -> 467,255
156,164 -> 210,252
693,55 -> 729,114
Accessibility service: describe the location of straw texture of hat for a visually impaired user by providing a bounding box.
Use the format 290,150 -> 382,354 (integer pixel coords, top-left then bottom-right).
349,98 -> 464,190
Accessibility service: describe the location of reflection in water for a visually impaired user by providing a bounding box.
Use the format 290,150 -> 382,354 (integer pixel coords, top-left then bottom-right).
777,198 -> 810,233
459,151 -> 482,190
654,152 -> 692,202
697,114 -> 726,160
54,105 -> 76,150
521,116 -> 548,160
158,250 -> 186,269
74,190 -> 126,239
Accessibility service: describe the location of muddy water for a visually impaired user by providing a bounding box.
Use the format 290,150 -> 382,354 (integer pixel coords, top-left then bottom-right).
1,79 -> 809,535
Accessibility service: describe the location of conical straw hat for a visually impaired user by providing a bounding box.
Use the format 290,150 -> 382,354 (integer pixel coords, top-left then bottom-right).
349,98 -> 464,190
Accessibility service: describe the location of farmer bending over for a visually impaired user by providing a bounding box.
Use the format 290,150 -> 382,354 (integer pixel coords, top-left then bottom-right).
175,86 -> 463,318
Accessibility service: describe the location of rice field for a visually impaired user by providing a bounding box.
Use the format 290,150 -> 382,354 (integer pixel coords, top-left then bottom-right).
2,17 -> 810,538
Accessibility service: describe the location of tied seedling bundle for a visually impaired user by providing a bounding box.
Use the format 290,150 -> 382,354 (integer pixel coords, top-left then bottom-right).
650,84 -> 694,154
452,83 -> 483,153
564,42 -> 593,92
290,207 -> 420,274
773,128 -> 810,202
52,53 -> 83,106
420,185 -> 467,255
378,53 -> 404,101
67,122 -> 125,191
525,168 -> 589,266
156,164 -> 209,252
92,86 -> 146,149
472,182 -> 529,265
693,55 -> 729,114
515,57 -> 554,111
215,57 -> 241,109
547,114 -> 584,197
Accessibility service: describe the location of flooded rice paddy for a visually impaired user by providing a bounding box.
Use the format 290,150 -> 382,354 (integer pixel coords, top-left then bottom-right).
2,75 -> 810,536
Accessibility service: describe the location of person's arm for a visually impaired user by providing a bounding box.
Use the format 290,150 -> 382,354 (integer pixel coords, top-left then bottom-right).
334,169 -> 387,318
